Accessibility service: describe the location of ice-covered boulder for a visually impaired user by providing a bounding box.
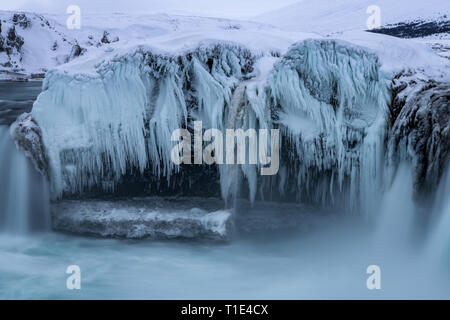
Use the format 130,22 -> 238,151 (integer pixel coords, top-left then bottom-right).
51,198 -> 232,240
12,13 -> 32,29
267,39 -> 390,214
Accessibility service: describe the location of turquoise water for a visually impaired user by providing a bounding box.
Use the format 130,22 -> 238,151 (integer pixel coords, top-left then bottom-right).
0,215 -> 448,299
0,81 -> 42,125
0,81 -> 448,300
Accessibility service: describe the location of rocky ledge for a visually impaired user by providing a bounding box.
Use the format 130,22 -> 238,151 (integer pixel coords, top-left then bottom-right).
388,70 -> 450,197
51,198 -> 232,241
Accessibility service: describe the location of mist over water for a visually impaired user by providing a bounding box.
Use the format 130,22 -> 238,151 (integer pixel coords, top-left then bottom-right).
0,125 -> 51,234
0,156 -> 448,299
425,166 -> 450,269
0,164 -> 449,298
373,163 -> 416,251
0,206 -> 448,299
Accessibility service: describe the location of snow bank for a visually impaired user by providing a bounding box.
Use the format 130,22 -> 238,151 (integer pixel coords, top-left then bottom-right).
335,31 -> 449,77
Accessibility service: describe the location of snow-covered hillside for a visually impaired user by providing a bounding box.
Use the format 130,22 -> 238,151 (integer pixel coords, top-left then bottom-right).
0,10 -> 313,80
1,6 -> 448,80
255,0 -> 449,36
0,12 -> 78,80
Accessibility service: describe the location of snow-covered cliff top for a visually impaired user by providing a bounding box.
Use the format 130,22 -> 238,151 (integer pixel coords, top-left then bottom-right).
0,6 -> 448,80
52,26 -> 449,81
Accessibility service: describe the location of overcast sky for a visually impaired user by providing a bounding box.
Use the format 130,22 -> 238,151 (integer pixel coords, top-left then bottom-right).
0,0 -> 300,18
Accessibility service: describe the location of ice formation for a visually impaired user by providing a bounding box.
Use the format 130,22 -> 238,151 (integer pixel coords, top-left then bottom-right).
28,29 -> 449,218
268,39 -> 390,215
32,44 -> 255,198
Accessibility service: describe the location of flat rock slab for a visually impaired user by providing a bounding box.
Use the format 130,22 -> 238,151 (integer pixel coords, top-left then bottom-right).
51,198 -> 232,241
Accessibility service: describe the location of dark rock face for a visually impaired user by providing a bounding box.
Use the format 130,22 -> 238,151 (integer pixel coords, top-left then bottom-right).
388,71 -> 450,197
98,31 -> 118,46
6,26 -> 24,54
66,43 -> 86,62
0,24 -> 24,56
10,113 -> 49,178
12,13 -> 32,29
100,31 -> 110,44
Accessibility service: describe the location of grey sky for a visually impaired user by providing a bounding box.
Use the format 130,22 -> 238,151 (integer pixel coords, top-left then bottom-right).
0,0 -> 300,18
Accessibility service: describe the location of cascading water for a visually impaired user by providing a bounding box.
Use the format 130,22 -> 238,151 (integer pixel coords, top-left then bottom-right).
220,82 -> 248,210
373,163 -> 416,250
425,165 -> 450,266
0,125 -> 50,234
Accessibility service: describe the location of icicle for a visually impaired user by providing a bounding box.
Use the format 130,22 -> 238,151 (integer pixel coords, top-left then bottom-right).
33,44 -> 255,198
267,39 -> 390,213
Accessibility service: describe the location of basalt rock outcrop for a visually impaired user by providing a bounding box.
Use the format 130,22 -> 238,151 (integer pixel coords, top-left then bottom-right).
10,112 -> 49,178
388,70 -> 450,198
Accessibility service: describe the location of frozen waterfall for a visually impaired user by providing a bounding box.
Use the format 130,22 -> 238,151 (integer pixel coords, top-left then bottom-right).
268,40 -> 390,215
30,40 -> 393,217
